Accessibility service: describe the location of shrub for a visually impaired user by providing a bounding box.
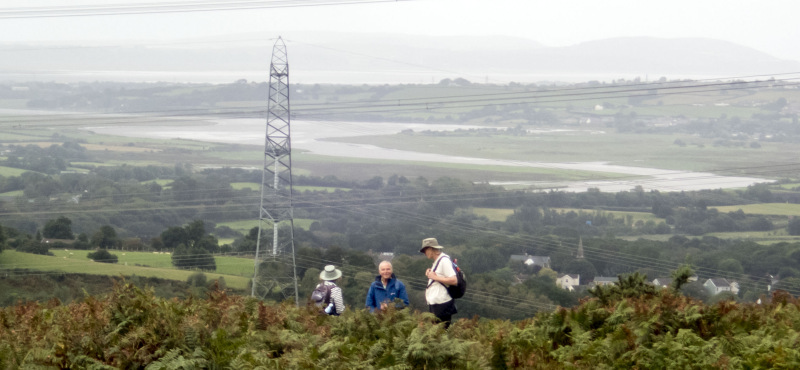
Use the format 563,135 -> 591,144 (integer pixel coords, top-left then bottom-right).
87,249 -> 118,263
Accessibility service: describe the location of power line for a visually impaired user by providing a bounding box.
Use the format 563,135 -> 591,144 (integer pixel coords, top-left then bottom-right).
0,0 -> 412,19
2,73 -> 797,127
3,81 -> 796,304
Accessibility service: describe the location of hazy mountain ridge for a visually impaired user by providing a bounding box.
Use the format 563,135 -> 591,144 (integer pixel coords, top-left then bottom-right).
2,33 -> 797,83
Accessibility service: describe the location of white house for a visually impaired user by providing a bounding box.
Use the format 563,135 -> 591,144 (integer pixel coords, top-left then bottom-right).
704,278 -> 739,295
557,274 -> 580,291
509,254 -> 551,269
652,277 -> 672,288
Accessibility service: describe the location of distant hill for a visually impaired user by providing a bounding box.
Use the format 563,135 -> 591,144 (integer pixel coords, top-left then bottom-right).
1,33 -> 797,84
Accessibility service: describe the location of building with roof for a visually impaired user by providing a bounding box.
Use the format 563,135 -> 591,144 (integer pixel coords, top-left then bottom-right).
556,273 -> 580,291
704,278 -> 739,296
591,276 -> 617,287
508,253 -> 551,269
652,277 -> 672,288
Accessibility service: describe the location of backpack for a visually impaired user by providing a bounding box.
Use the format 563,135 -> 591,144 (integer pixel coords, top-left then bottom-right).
449,260 -> 467,299
311,283 -> 332,306
431,256 -> 467,299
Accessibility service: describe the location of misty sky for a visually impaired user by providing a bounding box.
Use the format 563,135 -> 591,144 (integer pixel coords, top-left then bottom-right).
3,0 -> 800,62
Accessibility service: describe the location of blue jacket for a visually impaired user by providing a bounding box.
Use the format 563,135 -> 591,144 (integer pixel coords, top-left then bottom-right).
365,274 -> 409,312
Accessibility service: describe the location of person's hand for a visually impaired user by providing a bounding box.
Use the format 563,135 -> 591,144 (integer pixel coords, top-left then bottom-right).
380,302 -> 388,310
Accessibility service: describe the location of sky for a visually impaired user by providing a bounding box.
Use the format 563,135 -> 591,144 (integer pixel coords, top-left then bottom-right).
3,0 -> 800,62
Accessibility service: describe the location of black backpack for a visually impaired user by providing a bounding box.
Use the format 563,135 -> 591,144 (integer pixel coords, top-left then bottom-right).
431,257 -> 467,299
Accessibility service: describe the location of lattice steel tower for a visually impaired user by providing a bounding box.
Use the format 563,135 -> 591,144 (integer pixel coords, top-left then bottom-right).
251,37 -> 298,303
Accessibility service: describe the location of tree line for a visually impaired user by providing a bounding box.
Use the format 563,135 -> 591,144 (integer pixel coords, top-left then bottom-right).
4,140 -> 800,311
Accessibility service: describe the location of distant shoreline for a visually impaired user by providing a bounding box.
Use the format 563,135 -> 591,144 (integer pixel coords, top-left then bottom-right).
0,70 -> 731,85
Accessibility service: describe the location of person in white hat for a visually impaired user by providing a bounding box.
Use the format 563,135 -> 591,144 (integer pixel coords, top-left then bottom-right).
312,264 -> 345,316
420,237 -> 457,328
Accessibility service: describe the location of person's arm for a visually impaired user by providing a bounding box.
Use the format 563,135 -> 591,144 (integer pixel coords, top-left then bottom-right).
365,284 -> 377,311
426,261 -> 458,286
397,281 -> 409,307
331,286 -> 345,314
430,273 -> 457,286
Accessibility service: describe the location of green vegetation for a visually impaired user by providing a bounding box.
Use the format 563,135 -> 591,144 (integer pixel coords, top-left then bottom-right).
2,273 -> 800,368
712,203 -> 800,216
471,207 -> 514,222
216,219 -> 315,234
230,182 -> 260,190
549,207 -> 665,223
2,79 -> 800,325
1,251 -> 250,290
294,185 -> 352,193
0,190 -> 22,197
0,165 -> 29,177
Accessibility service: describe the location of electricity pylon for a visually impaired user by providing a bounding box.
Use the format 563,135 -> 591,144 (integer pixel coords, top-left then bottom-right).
251,37 -> 298,304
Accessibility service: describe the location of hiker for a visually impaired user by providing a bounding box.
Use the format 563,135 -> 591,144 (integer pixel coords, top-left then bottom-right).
421,237 -> 458,328
312,265 -> 345,316
365,260 -> 409,312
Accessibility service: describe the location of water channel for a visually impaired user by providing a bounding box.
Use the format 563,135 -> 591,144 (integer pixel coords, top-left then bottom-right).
84,117 -> 770,192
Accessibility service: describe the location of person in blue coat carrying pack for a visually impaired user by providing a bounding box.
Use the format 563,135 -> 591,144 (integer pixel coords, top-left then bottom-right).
365,261 -> 409,312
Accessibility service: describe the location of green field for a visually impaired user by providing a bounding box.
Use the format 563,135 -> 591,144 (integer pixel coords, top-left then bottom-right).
471,207 -> 664,224
218,238 -> 235,245
712,203 -> 800,216
230,182 -> 352,193
0,165 -> 30,177
776,183 -> 800,190
216,218 -> 316,234
1,250 -> 251,290
549,208 -> 665,223
707,230 -> 796,239
231,182 -> 260,191
296,150 -> 627,184
0,190 -> 23,197
70,161 -> 120,167
294,185 -> 352,193
329,131 -> 796,174
142,179 -> 174,186
472,207 -> 515,222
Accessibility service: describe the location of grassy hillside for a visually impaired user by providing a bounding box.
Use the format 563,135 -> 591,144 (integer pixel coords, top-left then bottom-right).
0,250 -> 251,290
712,203 -> 800,216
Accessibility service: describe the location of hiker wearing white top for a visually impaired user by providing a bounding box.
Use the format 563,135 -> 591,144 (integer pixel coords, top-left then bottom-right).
315,265 -> 345,316
421,237 -> 457,328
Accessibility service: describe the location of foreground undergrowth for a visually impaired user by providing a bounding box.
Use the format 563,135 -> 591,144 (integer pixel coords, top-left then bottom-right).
1,275 -> 799,369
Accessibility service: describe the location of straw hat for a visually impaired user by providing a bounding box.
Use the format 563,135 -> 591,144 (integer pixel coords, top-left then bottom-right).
319,265 -> 342,281
419,237 -> 444,253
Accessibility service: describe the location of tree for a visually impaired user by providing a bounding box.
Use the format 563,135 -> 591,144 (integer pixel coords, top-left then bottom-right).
161,226 -> 189,249
91,225 -> 120,249
717,258 -> 744,276
195,235 -> 220,254
459,247 -> 505,274
233,227 -> 258,253
87,249 -> 118,264
788,218 -> 800,236
172,245 -> 216,271
161,221 -> 218,252
185,219 -> 206,246
187,272 -> 208,287
564,259 -> 598,282
16,239 -> 53,256
42,216 -> 75,240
